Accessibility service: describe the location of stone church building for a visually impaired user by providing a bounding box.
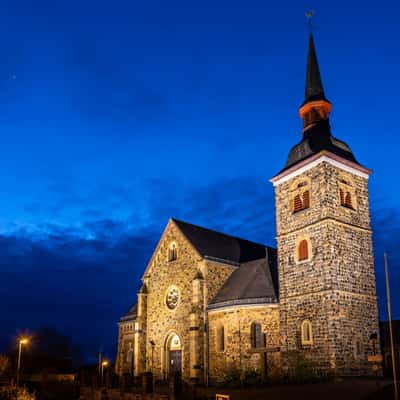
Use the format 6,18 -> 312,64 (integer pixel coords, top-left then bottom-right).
116,34 -> 381,382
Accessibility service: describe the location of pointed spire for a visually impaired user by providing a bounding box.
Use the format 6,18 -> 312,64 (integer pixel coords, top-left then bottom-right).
304,33 -> 327,104
299,33 -> 331,132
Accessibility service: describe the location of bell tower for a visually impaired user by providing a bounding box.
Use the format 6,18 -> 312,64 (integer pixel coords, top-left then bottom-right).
271,33 -> 380,375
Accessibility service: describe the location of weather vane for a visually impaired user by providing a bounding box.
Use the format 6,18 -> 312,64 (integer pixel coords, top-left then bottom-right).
305,9 -> 315,32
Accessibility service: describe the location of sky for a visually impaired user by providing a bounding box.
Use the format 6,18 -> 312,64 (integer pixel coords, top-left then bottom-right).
0,0 -> 399,363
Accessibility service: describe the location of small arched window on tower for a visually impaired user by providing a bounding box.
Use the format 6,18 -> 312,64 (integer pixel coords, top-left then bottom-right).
292,180 -> 311,213
168,242 -> 177,262
250,322 -> 262,348
301,320 -> 313,345
298,239 -> 309,262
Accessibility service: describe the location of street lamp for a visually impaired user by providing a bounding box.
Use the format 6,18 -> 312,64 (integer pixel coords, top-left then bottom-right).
101,360 -> 109,386
16,337 -> 29,389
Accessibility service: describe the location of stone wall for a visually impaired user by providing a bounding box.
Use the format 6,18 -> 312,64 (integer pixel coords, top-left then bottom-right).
135,220 -> 236,383
116,321 -> 135,375
274,160 -> 381,375
208,305 -> 280,382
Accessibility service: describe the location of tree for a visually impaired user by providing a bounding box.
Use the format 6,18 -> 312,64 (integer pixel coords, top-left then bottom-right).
0,355 -> 9,377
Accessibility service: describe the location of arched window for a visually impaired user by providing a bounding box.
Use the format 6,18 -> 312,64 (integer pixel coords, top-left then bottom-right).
301,320 -> 313,345
294,194 -> 303,212
216,325 -> 225,352
345,192 -> 353,209
339,188 -> 345,205
338,177 -> 356,210
354,339 -> 362,359
303,190 -> 310,209
126,345 -> 133,363
292,180 -> 311,213
251,323 -> 262,348
298,239 -> 309,261
168,243 -> 177,262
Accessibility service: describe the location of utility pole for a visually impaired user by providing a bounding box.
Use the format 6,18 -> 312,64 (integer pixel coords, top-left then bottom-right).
98,351 -> 102,378
384,252 -> 398,400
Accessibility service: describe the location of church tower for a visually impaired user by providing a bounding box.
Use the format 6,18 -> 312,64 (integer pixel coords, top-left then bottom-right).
271,33 -> 380,375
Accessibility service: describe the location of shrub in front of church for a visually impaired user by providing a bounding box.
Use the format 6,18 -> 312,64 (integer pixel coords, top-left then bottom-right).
0,387 -> 35,400
221,368 -> 241,386
243,369 -> 261,385
286,352 -> 317,383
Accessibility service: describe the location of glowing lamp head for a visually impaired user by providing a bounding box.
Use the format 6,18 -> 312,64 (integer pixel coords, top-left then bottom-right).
19,338 -> 29,345
102,360 -> 109,367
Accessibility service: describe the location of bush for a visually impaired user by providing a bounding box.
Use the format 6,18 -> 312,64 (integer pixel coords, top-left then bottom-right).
222,368 -> 241,386
244,369 -> 261,385
0,356 -> 9,377
0,387 -> 35,400
287,353 -> 316,383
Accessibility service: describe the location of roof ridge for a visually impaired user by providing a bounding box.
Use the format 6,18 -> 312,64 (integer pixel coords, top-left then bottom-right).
171,217 -> 270,249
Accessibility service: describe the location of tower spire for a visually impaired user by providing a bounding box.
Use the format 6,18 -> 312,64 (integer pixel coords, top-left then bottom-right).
304,33 -> 326,104
299,33 -> 331,132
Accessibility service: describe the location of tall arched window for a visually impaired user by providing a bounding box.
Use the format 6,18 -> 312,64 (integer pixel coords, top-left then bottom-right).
298,239 -> 309,261
301,320 -> 313,345
251,323 -> 262,348
216,325 -> 225,352
168,242 -> 177,262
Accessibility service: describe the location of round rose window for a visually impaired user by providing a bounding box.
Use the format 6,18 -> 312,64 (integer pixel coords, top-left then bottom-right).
166,286 -> 179,310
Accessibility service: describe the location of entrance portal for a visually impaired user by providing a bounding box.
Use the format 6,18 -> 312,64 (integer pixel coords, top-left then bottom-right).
166,333 -> 182,375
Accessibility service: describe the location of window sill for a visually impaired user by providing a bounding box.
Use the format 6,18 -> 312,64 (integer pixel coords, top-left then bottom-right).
295,258 -> 312,265
293,207 -> 310,215
340,205 -> 356,212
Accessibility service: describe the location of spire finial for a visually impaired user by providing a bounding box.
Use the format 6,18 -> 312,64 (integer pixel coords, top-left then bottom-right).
305,9 -> 315,32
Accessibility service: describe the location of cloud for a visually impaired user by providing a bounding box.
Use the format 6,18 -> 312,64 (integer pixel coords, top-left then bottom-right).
1,174 -> 398,360
0,175 -> 275,359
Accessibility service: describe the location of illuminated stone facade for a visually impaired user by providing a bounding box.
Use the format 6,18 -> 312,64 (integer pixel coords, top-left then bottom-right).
208,306 -> 280,380
116,33 -> 381,381
273,160 -> 380,375
116,220 -> 238,382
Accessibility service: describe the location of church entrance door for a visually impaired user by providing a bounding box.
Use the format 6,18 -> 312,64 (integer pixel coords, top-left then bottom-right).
166,333 -> 182,376
169,350 -> 182,374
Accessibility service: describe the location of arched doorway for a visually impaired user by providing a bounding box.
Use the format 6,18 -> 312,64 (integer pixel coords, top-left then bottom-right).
165,333 -> 182,376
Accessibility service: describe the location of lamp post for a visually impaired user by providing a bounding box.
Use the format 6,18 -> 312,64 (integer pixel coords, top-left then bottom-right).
16,337 -> 29,390
101,360 -> 109,386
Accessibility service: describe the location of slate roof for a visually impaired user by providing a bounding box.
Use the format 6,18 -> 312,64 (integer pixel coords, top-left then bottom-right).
120,220 -> 277,321
120,304 -> 137,322
279,33 -> 360,174
173,218 -> 269,264
281,119 -> 359,172
302,33 -> 329,106
208,248 -> 278,309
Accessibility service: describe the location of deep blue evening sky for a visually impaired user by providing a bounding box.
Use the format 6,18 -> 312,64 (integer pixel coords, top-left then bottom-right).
0,0 -> 399,362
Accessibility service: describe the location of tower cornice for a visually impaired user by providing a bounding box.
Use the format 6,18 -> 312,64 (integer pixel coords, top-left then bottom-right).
270,151 -> 371,186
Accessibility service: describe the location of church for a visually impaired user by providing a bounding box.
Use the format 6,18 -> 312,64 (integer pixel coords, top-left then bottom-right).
115,33 -> 381,383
